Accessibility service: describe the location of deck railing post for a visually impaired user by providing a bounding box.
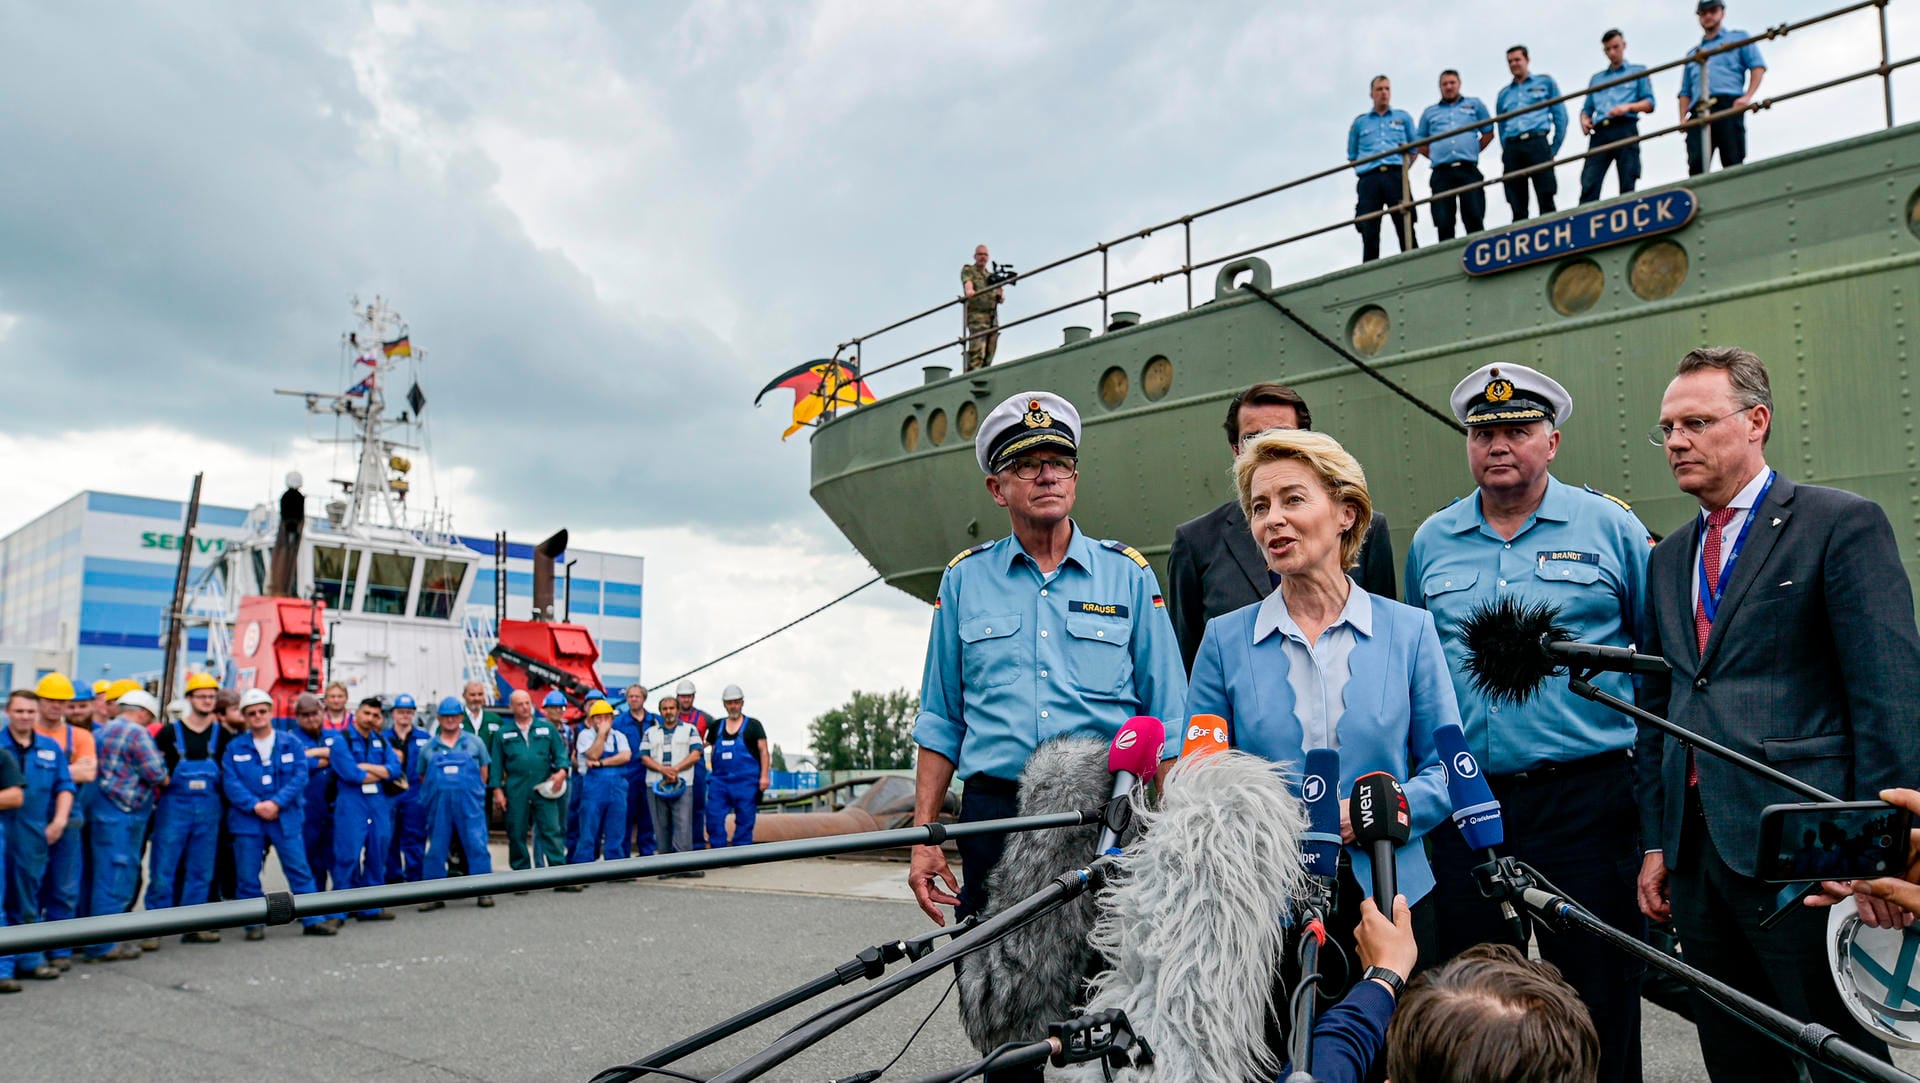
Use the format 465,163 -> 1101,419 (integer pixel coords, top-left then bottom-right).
1882,0 -> 1896,127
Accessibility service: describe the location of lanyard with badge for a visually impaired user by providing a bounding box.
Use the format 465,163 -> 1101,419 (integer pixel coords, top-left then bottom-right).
1697,470 -> 1776,624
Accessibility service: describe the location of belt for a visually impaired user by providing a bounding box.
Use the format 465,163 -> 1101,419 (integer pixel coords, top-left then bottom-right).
963,774 -> 1021,797
1595,116 -> 1639,129
1490,748 -> 1630,786
1431,160 -> 1479,169
1360,164 -> 1402,174
1506,131 -> 1540,142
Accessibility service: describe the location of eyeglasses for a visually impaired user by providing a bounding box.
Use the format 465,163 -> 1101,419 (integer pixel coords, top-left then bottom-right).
1006,456 -> 1078,480
1647,407 -> 1750,446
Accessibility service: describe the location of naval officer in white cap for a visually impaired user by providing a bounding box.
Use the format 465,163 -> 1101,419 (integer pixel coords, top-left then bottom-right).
907,390 -> 1187,926
1404,361 -> 1654,1083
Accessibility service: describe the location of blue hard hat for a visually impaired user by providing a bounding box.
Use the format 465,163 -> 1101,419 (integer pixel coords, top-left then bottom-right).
542,690 -> 568,708
651,777 -> 688,800
393,694 -> 417,710
584,689 -> 607,702
69,683 -> 96,702
436,696 -> 462,716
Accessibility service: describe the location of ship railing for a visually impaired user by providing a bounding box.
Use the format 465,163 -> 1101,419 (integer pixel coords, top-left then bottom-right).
818,0 -> 1911,417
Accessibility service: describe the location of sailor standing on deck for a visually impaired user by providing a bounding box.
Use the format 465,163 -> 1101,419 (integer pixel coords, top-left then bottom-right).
1495,44 -> 1568,222
1680,1 -> 1767,177
385,694 -> 431,883
909,391 -> 1187,925
1347,76 -> 1418,262
223,689 -> 335,940
1416,70 -> 1495,241
417,697 -> 495,910
1578,30 -> 1656,203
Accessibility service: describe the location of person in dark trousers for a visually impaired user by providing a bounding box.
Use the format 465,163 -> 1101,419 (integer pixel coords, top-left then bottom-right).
1495,45 -> 1567,221
1578,30 -> 1656,203
1680,1 -> 1766,176
1416,70 -> 1494,241
1347,75 -> 1418,261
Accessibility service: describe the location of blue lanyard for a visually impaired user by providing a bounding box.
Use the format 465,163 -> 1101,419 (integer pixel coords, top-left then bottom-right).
1697,470 -> 1775,624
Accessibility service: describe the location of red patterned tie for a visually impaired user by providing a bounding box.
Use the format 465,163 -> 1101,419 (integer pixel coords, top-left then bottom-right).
1688,506 -> 1739,786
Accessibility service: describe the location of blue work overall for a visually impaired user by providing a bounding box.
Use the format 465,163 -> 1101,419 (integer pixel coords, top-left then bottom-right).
39,723 -> 89,960
329,728 -> 395,918
705,721 -> 760,848
423,741 -> 492,879
4,733 -> 73,978
569,737 -> 628,864
386,727 -> 431,883
145,722 -> 222,913
224,732 -> 327,930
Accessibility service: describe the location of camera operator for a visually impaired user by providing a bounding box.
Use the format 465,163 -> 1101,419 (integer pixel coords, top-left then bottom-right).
961,244 -> 1004,371
1806,787 -> 1920,927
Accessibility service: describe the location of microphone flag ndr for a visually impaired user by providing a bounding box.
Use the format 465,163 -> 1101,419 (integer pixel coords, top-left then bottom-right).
1434,722 -> 1529,944
1349,772 -> 1410,905
1095,716 -> 1166,855
1301,748 -> 1342,918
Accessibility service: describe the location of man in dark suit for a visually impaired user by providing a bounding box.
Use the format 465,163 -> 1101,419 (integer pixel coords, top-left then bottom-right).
1167,382 -> 1395,671
1635,347 -> 1920,1082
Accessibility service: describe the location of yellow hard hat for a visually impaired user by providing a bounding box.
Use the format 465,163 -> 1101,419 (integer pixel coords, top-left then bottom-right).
587,699 -> 614,718
34,672 -> 75,701
184,673 -> 220,693
106,679 -> 141,701
92,679 -> 112,695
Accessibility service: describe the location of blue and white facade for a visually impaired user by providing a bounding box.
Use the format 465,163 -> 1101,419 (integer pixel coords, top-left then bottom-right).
0,491 -> 644,693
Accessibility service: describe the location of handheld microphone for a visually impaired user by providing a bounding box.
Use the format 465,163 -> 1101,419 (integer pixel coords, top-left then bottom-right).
1459,597 -> 1668,705
1300,748 -> 1342,918
1434,723 -> 1528,944
1348,772 -> 1409,905
1095,716 -> 1166,855
1180,713 -> 1231,760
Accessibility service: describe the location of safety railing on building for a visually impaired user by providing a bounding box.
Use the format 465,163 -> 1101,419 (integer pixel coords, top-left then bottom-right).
809,0 -> 1909,421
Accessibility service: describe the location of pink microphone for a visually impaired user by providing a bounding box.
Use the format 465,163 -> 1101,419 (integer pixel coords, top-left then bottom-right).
1096,716 -> 1166,854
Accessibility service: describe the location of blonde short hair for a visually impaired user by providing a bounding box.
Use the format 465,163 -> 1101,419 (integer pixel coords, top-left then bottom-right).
1234,429 -> 1374,570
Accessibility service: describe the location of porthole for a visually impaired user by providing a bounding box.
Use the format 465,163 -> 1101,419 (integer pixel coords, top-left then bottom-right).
1348,306 -> 1389,357
1550,258 -> 1604,316
1099,366 -> 1129,409
927,408 -> 949,446
901,416 -> 920,452
1142,355 -> 1173,401
956,401 -> 979,439
1630,241 -> 1689,301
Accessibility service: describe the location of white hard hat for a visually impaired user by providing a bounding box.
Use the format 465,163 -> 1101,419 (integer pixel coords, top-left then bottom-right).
535,775 -> 568,800
722,684 -> 744,701
675,680 -> 696,696
240,688 -> 275,710
118,690 -> 161,719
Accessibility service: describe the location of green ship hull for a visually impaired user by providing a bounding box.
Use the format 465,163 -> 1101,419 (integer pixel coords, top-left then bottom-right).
812,122 -> 1920,603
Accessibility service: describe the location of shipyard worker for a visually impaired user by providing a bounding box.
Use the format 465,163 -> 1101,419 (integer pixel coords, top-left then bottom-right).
1495,45 -> 1568,222
549,690 -> 589,864
1679,1 -> 1766,177
613,683 -> 654,858
489,689 -> 569,871
417,696 -> 494,909
1637,346 -> 1919,1082
3,690 -> 74,985
961,244 -> 1004,371
705,684 -> 770,848
643,694 -> 703,869
570,699 -> 632,864
65,680 -> 97,729
385,694 -> 431,884
460,679 -> 498,744
145,672 -> 230,943
1415,70 -> 1494,241
1182,429 -> 1454,987
1347,76 -> 1419,262
32,673 -> 95,971
290,693 -> 336,891
1578,30 -> 1656,204
321,681 -> 351,730
676,680 -> 715,849
90,680 -> 113,724
223,689 -> 335,939
81,689 -> 166,962
1168,382 -> 1398,673
326,696 -> 403,921
0,715 -> 25,992
910,390 -> 1187,925
1404,362 -> 1652,1083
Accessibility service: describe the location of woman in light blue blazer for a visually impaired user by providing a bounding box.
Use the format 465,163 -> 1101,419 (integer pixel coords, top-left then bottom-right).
1185,429 -> 1458,966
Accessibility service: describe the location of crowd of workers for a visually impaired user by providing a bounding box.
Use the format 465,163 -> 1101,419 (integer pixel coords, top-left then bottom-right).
0,673 -> 770,992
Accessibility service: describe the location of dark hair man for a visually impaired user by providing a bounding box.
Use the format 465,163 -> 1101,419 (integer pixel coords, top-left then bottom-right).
1494,45 -> 1567,222
1578,30 -> 1655,203
1166,382 -> 1396,672
1347,76 -> 1419,262
1385,943 -> 1600,1083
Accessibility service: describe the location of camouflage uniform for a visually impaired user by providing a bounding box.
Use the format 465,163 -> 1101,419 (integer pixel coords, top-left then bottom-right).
961,263 -> 1000,371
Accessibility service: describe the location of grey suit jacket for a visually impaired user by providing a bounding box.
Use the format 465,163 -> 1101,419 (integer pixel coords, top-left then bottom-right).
1166,499 -> 1396,672
1636,474 -> 1920,876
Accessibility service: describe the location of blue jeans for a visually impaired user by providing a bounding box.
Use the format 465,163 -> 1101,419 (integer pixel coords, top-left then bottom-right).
84,801 -> 151,957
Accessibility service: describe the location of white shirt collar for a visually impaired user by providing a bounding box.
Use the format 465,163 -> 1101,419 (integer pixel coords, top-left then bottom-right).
1253,576 -> 1373,644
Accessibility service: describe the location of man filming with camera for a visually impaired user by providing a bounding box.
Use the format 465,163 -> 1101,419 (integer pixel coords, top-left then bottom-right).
961,244 -> 1007,371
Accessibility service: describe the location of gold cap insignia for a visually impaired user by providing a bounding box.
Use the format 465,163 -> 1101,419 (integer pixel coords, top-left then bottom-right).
1023,399 -> 1053,429
1485,379 -> 1514,403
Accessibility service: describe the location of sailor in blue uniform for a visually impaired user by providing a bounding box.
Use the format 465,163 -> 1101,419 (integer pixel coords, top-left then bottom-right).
569,699 -> 632,864
1347,75 -> 1418,261
384,694 -> 432,884
1495,45 -> 1568,221
223,689 -> 335,939
1680,1 -> 1767,176
705,684 -> 769,848
909,391 -> 1187,925
4,689 -> 75,984
417,697 -> 495,909
611,685 -> 651,858
327,696 -> 403,921
1578,29 -> 1656,203
145,673 -> 230,943
1415,70 -> 1495,240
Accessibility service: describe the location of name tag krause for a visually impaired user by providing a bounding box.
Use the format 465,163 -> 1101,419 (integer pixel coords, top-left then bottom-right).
1070,600 -> 1130,618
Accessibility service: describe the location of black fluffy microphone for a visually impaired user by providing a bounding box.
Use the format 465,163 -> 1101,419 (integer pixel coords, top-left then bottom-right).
1459,597 -> 1668,705
1348,772 -> 1410,905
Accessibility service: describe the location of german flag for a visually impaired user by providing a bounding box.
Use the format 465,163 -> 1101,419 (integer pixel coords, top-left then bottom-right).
754,359 -> 877,440
382,335 -> 412,358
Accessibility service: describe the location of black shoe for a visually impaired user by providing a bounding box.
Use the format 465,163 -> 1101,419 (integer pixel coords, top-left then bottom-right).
417,901 -> 446,912
513,890 -> 529,896
476,896 -> 495,908
554,884 -> 585,893
51,957 -> 71,972
139,939 -> 160,952
101,944 -> 145,962
23,965 -> 59,980
322,918 -> 344,932
182,930 -> 221,944
0,979 -> 20,993
355,911 -> 397,922
244,926 -> 266,942
302,922 -> 338,937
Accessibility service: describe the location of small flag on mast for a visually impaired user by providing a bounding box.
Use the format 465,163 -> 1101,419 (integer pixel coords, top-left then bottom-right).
754,359 -> 877,440
382,335 -> 412,358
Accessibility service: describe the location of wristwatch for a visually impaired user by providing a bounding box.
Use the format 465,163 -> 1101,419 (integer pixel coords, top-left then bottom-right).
1361,965 -> 1406,997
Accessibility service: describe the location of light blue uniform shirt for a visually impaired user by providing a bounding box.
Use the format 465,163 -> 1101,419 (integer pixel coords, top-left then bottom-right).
1680,29 -> 1766,102
1416,97 -> 1493,166
1583,63 -> 1655,121
1253,577 -> 1372,753
1347,108 -> 1417,171
1496,73 -> 1568,153
1404,476 -> 1653,775
914,523 -> 1187,781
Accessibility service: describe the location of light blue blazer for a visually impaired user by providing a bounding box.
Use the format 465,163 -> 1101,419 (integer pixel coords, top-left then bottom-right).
1184,592 -> 1460,905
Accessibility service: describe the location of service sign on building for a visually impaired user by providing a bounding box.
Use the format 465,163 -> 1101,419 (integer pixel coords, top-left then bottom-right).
1464,189 -> 1697,276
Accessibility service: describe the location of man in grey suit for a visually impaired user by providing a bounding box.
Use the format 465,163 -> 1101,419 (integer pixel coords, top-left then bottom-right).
1635,347 -> 1920,1082
1166,382 -> 1396,671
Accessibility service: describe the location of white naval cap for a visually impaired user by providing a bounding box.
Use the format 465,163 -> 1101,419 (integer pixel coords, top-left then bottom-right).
974,391 -> 1081,474
1448,362 -> 1573,428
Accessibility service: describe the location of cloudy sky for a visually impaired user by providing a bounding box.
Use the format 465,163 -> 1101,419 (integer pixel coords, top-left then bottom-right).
2,1 -> 1913,755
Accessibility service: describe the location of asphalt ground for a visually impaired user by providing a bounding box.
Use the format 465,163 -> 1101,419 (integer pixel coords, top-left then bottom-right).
4,856 -> 1918,1082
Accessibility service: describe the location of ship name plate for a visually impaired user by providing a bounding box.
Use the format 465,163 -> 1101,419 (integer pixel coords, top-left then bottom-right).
1464,189 -> 1697,277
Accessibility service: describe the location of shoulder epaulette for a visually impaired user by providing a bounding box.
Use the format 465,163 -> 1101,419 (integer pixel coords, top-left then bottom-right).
947,541 -> 994,569
1100,539 -> 1151,568
1582,484 -> 1633,512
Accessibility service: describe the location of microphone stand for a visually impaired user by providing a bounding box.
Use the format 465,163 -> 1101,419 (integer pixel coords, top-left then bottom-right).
1477,858 -> 1919,1083
1283,909 -> 1329,1083
891,1009 -> 1146,1083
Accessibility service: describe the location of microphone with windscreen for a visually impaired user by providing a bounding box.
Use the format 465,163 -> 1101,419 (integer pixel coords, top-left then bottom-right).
1434,722 -> 1528,945
1180,712 -> 1231,760
1459,596 -> 1667,705
1095,716 -> 1166,855
1349,772 -> 1410,905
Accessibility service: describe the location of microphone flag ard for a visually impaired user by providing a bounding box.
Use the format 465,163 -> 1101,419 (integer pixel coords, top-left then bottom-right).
1435,722 -> 1529,943
1349,772 -> 1411,904
1301,747 -> 1343,885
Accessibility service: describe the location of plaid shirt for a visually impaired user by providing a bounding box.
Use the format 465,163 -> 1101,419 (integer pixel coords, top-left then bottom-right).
95,717 -> 169,813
